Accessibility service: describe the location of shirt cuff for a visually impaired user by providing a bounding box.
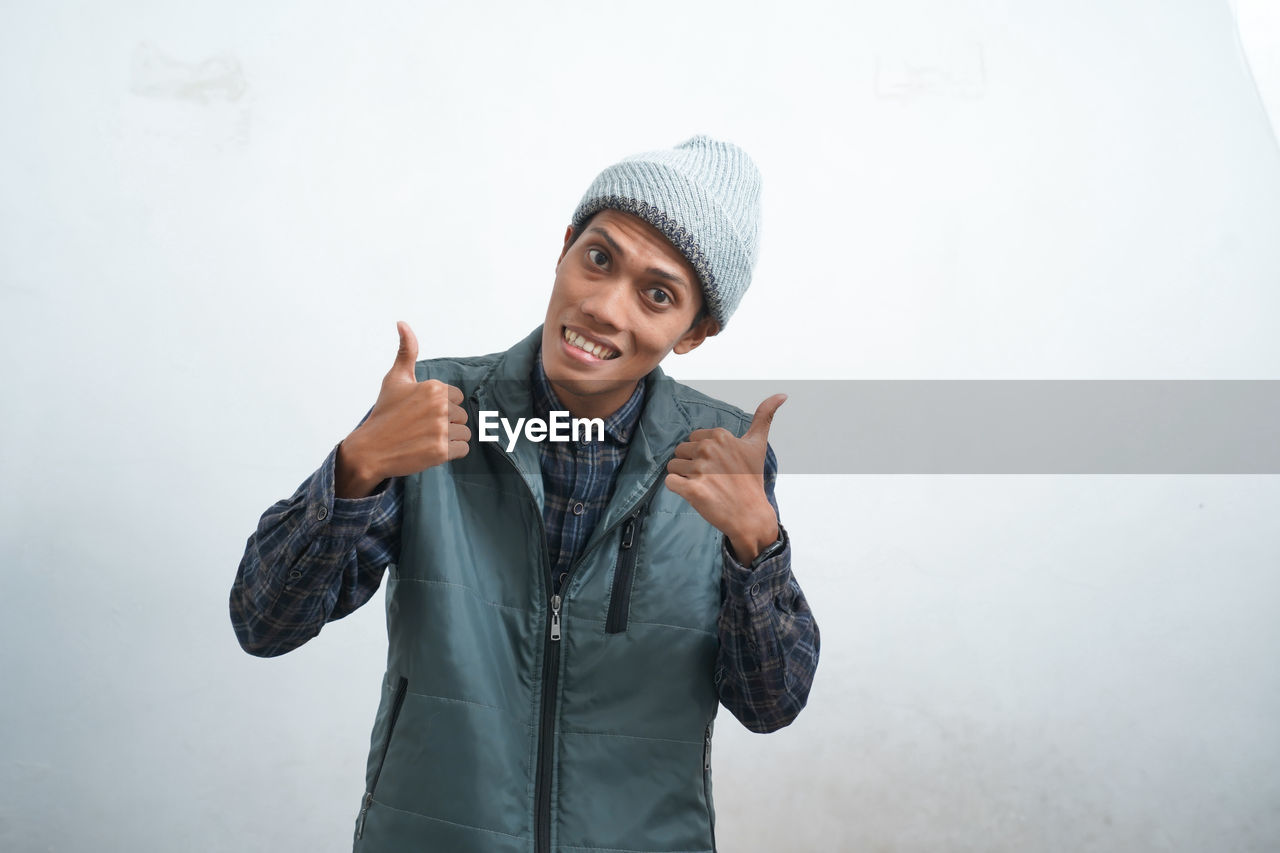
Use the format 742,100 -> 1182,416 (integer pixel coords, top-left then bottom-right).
306,443 -> 392,538
720,524 -> 792,598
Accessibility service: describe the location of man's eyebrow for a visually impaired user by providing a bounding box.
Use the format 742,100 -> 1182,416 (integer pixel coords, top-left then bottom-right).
585,226 -> 691,292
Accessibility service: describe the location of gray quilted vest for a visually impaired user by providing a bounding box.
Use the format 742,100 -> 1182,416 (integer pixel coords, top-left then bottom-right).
352,325 -> 756,853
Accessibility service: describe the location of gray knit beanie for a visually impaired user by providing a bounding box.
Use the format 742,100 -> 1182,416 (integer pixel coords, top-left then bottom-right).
569,135 -> 762,331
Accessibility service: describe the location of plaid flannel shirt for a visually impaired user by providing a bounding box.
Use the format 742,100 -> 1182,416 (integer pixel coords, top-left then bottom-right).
231,350 -> 819,733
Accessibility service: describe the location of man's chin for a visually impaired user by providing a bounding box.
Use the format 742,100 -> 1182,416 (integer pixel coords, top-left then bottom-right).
551,358 -> 649,397
548,373 -> 619,396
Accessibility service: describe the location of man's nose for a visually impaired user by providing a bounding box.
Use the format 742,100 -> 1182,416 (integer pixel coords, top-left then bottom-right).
579,281 -> 628,329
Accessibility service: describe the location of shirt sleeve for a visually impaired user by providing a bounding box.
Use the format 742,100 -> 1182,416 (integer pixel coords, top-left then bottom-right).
229,437 -> 403,658
714,441 -> 821,733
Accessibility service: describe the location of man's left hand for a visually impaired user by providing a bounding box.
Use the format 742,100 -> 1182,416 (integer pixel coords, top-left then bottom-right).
665,394 -> 786,566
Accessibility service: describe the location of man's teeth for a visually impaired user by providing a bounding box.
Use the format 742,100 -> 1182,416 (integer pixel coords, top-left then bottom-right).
564,328 -> 618,360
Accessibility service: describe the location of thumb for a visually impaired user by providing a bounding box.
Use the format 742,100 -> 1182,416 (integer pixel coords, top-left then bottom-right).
744,393 -> 787,442
391,320 -> 419,380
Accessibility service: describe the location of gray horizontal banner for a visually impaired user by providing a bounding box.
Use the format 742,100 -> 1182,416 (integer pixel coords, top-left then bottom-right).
674,380 -> 1280,474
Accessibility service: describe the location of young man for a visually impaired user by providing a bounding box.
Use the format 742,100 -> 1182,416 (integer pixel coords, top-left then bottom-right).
231,136 -> 819,853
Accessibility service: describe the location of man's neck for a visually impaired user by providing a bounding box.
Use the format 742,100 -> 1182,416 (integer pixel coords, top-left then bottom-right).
545,381 -> 640,422
532,350 -> 646,434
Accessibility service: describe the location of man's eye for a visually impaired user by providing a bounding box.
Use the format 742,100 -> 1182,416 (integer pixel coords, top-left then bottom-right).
647,288 -> 672,305
587,248 -> 608,267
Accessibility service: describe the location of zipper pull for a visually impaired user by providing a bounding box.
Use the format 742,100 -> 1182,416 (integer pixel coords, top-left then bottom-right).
621,517 -> 637,550
550,594 -> 562,641
704,727 -> 712,770
357,791 -> 373,838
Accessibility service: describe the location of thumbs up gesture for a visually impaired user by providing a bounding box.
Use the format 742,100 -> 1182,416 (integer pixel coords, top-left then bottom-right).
335,321 -> 471,498
664,394 -> 786,565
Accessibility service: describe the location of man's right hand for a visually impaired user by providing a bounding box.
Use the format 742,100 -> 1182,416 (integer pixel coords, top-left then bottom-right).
335,321 -> 471,499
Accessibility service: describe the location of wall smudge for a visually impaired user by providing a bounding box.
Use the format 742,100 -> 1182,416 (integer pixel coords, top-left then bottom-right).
129,42 -> 247,104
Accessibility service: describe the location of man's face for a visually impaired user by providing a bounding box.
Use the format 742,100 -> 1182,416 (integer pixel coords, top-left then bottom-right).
541,208 -> 719,420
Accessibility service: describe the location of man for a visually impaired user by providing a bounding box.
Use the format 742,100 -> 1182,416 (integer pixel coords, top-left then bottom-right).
231,136 -> 819,853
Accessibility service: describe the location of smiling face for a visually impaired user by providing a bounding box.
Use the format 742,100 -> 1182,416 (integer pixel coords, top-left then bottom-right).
541,208 -> 719,420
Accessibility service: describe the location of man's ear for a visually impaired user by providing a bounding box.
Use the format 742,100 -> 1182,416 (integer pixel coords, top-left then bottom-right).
672,315 -> 720,355
557,224 -> 574,267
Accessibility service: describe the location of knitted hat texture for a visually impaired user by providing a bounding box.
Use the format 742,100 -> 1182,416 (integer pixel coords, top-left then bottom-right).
569,135 -> 761,331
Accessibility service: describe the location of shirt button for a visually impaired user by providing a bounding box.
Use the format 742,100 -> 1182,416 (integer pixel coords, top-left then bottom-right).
316,506 -> 328,521
288,570 -> 302,581
572,501 -> 585,516
750,582 -> 761,596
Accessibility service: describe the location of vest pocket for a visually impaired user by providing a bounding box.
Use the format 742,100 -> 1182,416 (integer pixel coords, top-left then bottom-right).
605,491 -> 659,634
356,675 -> 409,840
604,514 -> 641,634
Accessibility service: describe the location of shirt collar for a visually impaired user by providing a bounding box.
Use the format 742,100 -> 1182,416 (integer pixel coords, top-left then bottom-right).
531,345 -> 645,445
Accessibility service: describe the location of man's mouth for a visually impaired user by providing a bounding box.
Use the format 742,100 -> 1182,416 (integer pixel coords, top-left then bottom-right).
562,326 -> 620,360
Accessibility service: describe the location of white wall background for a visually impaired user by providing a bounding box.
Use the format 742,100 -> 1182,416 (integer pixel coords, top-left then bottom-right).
2,1 -> 1279,850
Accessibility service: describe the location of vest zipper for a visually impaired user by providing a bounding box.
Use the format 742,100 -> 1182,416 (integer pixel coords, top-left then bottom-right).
471,394 -> 560,853
357,675 -> 409,839
472,391 -> 674,853
604,478 -> 663,634
703,721 -> 716,850
530,462 -> 670,853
